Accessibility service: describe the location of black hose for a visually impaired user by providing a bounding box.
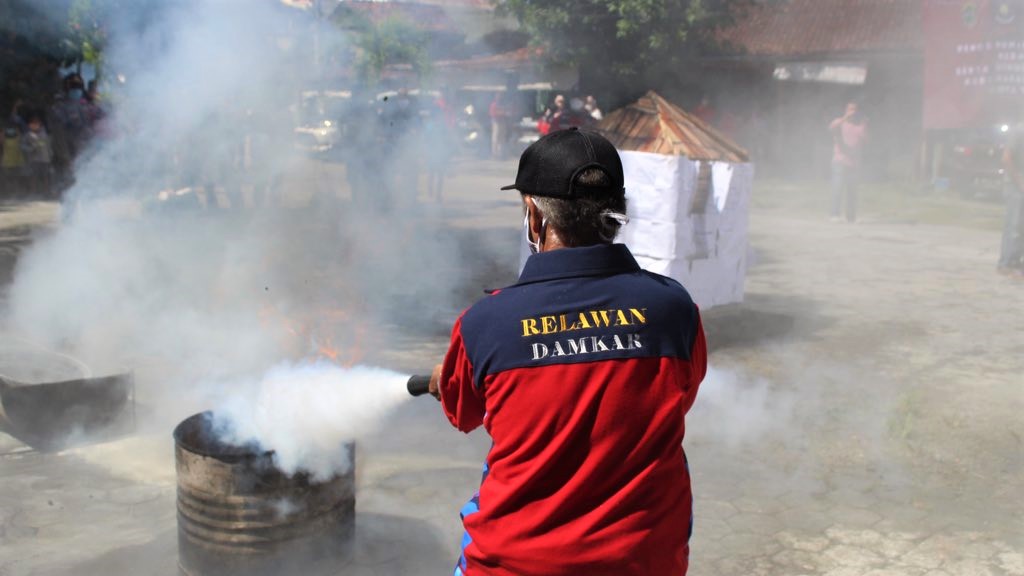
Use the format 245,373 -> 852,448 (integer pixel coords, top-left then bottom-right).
407,375 -> 432,397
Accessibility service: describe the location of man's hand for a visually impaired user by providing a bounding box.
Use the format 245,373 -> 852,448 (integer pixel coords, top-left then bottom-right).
428,364 -> 443,401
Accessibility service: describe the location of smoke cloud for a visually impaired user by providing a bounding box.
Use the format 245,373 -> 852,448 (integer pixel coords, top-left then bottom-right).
208,362 -> 410,480
1,0 -> 466,441
689,365 -> 799,449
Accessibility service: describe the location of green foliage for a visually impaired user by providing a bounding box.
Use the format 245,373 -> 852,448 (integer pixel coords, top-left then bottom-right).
68,0 -> 109,71
496,0 -> 747,93
358,18 -> 431,83
333,9 -> 431,85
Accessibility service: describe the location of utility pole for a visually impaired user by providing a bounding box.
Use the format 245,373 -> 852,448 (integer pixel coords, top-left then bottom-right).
313,0 -> 322,77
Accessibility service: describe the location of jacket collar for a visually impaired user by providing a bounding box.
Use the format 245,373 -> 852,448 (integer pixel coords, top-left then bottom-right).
515,244 -> 641,286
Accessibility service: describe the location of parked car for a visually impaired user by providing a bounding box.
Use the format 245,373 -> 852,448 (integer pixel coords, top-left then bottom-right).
294,90 -> 351,160
947,124 -> 1012,201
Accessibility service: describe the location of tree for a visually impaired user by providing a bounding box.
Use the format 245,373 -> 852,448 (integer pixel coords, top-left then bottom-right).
495,0 -> 750,106
332,8 -> 431,86
355,18 -> 431,84
64,0 -> 170,76
0,0 -> 175,113
67,0 -> 110,76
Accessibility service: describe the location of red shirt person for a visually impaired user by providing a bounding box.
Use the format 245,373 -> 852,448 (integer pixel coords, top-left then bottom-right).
428,128 -> 708,575
828,101 -> 868,222
489,92 -> 511,159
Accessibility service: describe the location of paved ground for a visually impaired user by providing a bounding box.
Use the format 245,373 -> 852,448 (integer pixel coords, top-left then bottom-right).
0,160 -> 1021,575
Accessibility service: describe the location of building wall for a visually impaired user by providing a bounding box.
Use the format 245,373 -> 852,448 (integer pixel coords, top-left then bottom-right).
698,55 -> 923,182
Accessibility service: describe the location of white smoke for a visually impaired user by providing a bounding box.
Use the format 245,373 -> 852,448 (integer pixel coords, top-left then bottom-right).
0,0 -> 467,430
208,362 -> 410,480
689,364 -> 799,448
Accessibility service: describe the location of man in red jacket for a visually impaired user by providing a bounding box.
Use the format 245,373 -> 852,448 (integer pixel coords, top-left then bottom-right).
429,128 -> 707,575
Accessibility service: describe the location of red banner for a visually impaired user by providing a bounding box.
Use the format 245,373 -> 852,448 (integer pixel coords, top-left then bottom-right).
923,0 -> 1024,130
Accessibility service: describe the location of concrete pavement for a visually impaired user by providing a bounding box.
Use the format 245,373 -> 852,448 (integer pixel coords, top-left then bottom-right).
0,164 -> 1021,575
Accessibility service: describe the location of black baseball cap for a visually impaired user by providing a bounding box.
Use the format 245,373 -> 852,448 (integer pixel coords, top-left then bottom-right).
501,127 -> 625,199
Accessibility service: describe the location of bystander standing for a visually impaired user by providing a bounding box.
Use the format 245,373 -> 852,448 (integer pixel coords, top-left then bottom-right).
585,95 -> 603,121
540,94 -> 565,135
828,101 -> 868,223
424,95 -> 455,202
998,121 -> 1024,277
1,125 -> 26,196
20,115 -> 52,198
489,91 -> 510,159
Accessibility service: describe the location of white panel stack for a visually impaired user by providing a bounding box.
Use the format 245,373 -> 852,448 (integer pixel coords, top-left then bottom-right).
618,150 -> 754,309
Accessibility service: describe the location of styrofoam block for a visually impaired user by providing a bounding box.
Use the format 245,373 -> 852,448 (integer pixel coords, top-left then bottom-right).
716,212 -> 748,228
721,188 -> 751,214
625,216 -> 748,262
626,183 -> 695,223
631,253 -> 747,309
620,151 -> 698,222
622,218 -> 693,260
617,153 -> 752,309
710,162 -> 734,212
634,254 -> 675,277
690,213 -> 721,240
620,151 -> 685,189
689,257 -> 747,307
716,244 -> 748,264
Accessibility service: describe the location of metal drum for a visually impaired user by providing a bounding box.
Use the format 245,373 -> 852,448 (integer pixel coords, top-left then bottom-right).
173,412 -> 354,576
0,373 -> 134,451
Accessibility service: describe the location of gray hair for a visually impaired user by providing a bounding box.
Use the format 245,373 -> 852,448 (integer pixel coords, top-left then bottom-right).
531,168 -> 628,247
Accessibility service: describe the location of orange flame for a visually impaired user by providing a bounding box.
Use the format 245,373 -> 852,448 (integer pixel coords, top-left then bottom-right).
258,301 -> 371,367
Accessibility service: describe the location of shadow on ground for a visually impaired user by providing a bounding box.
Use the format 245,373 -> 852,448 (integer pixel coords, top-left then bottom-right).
55,513 -> 452,576
703,292 -> 833,353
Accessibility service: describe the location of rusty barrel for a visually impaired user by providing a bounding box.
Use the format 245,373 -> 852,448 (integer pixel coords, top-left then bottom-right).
173,412 -> 354,576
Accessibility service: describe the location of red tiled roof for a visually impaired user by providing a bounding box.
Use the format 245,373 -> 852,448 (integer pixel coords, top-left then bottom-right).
597,91 -> 748,162
435,47 -> 542,70
717,0 -> 922,59
404,0 -> 494,9
333,1 -> 458,32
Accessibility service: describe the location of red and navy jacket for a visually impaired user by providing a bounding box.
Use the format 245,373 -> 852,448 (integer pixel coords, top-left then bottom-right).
439,243 -> 707,576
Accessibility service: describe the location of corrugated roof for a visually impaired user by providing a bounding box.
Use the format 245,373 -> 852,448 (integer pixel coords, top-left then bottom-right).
597,91 -> 749,162
716,0 -> 922,59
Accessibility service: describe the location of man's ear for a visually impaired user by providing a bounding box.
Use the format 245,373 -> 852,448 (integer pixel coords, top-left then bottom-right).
524,195 -> 544,240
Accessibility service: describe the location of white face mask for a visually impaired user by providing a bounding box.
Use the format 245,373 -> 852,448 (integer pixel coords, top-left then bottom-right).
524,212 -> 547,254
